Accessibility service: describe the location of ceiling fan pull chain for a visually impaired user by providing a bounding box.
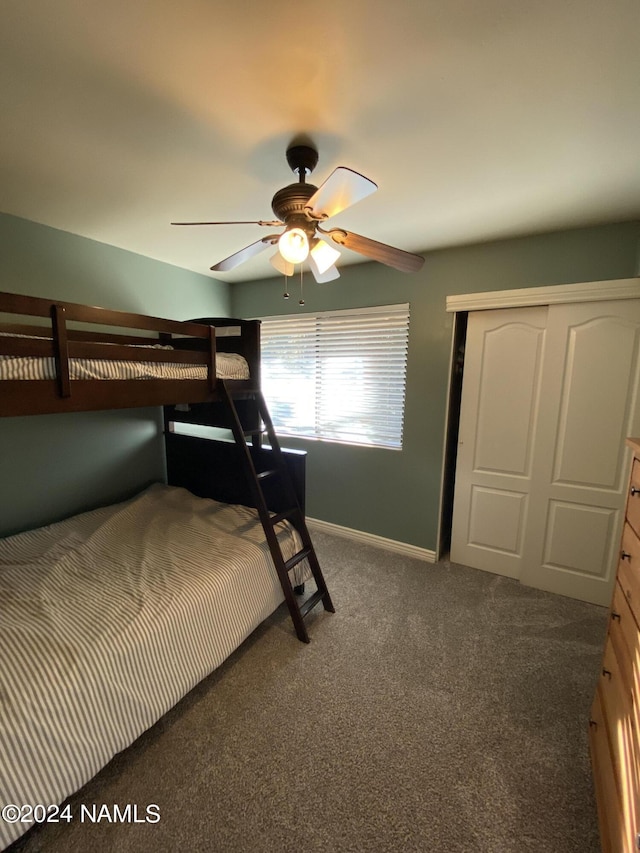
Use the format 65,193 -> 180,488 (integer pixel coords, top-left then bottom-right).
283,273 -> 290,300
299,267 -> 305,306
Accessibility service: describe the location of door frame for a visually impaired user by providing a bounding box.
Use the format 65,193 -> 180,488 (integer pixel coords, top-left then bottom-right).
436,277 -> 640,560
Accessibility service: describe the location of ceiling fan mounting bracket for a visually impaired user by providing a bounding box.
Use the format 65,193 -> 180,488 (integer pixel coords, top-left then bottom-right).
286,144 -> 318,178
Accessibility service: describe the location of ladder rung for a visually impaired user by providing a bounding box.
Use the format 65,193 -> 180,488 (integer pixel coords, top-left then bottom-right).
224,387 -> 257,400
284,547 -> 312,572
299,590 -> 325,618
256,468 -> 279,481
270,507 -> 299,526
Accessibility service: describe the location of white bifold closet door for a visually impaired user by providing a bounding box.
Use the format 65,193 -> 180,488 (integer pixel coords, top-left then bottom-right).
450,299 -> 640,606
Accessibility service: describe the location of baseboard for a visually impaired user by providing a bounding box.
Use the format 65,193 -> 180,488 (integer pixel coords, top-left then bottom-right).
306,517 -> 436,563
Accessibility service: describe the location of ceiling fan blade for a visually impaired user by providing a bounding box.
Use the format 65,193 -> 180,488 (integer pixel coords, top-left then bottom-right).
210,235 -> 280,272
172,220 -> 283,226
321,228 -> 425,273
304,167 -> 377,221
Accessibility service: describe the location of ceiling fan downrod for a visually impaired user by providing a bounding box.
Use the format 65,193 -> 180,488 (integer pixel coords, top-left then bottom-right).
270,146 -> 321,235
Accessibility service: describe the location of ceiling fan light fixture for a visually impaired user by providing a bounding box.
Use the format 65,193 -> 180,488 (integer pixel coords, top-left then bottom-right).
278,227 -> 309,265
270,251 -> 295,277
309,261 -> 340,283
310,239 -> 341,274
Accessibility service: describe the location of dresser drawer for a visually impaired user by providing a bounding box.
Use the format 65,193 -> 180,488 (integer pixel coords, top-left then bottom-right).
628,458 -> 640,539
601,638 -> 634,724
617,522 -> 640,628
610,582 -> 640,690
599,639 -> 640,845
590,687 -> 625,853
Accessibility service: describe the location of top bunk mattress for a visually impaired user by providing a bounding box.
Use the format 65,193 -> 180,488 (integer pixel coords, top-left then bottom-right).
0,349 -> 250,381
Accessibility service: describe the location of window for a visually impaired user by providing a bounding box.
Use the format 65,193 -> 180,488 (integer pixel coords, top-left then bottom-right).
260,304 -> 410,449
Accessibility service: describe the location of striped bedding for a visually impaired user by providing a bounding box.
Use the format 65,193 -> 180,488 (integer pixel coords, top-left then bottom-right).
0,350 -> 250,381
0,484 -> 306,850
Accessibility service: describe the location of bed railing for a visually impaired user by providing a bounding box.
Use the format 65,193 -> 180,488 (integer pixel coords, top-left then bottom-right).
0,291 -> 259,417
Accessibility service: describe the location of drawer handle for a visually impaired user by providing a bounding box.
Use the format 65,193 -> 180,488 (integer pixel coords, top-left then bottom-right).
612,611 -> 621,621
602,668 -> 612,679
622,550 -> 632,561
631,486 -> 640,497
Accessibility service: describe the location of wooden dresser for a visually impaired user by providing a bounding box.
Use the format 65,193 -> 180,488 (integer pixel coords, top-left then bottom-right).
590,438 -> 640,853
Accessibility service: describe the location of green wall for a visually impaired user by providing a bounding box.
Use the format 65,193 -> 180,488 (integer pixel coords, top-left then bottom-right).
0,213 -> 229,536
231,221 -> 640,552
2,213 -> 638,548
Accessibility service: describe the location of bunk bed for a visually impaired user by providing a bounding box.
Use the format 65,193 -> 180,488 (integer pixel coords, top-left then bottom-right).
0,290 -> 333,851
0,290 -> 260,416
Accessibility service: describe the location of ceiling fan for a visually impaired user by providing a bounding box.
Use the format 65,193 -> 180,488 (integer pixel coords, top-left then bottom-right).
172,141 -> 425,283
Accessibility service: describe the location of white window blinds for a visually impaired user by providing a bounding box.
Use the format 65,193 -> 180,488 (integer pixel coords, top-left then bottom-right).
260,304 -> 410,449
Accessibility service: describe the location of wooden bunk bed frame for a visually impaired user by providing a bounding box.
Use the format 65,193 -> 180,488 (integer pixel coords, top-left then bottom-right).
0,290 -> 260,416
0,290 -> 333,643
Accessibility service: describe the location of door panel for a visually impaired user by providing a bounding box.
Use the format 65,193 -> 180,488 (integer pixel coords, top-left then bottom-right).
542,501 -> 618,577
468,486 -> 527,554
450,307 -> 547,577
521,301 -> 640,604
474,322 -> 544,476
552,315 -> 640,489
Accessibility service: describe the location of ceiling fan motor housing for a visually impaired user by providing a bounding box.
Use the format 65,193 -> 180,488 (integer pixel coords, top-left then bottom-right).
271,182 -> 318,236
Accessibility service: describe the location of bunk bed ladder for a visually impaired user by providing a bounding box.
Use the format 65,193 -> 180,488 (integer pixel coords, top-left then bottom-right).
219,381 -> 334,643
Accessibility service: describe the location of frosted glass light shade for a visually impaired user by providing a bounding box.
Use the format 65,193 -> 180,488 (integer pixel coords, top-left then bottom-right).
270,251 -> 294,276
309,262 -> 340,283
310,239 -> 341,274
278,228 -> 309,264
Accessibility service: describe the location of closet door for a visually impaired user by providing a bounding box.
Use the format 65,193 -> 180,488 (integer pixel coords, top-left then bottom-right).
451,299 -> 640,605
520,299 -> 640,604
450,307 -> 548,579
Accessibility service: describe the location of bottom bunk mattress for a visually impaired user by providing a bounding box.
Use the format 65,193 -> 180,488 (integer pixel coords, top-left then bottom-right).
0,484 -> 307,850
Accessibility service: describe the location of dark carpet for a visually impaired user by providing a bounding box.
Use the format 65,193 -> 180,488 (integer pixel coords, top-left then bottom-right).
8,530 -> 607,853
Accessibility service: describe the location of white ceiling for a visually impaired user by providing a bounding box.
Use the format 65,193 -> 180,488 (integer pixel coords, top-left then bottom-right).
1,0 -> 639,282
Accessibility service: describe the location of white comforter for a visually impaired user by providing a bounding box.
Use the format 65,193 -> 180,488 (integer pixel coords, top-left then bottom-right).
0,485 -> 305,850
